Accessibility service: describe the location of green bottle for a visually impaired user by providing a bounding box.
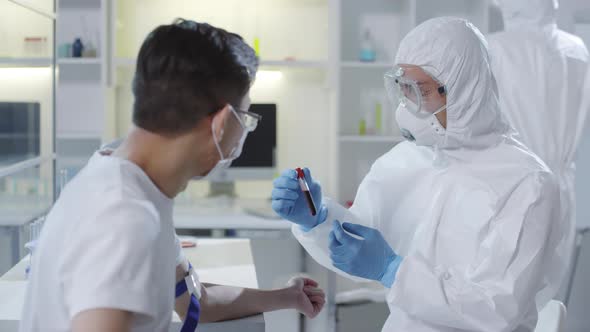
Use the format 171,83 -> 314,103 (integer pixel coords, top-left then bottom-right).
375,102 -> 382,135
254,37 -> 261,57
359,119 -> 367,136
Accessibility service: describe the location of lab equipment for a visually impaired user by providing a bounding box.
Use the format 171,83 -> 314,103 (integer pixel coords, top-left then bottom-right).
329,221 -> 401,287
360,90 -> 375,135
271,168 -> 327,230
489,0 -> 590,298
375,101 -> 383,135
58,43 -> 72,58
296,167 -> 317,216
206,104 -> 276,196
79,15 -> 98,58
359,29 -> 376,62
253,37 -> 261,57
358,119 -> 367,135
82,41 -> 97,58
289,18 -> 564,331
360,89 -> 386,135
72,38 -> 83,57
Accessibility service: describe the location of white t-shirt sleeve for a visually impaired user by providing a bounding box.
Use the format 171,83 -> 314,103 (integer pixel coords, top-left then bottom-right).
59,198 -> 165,321
174,233 -> 187,268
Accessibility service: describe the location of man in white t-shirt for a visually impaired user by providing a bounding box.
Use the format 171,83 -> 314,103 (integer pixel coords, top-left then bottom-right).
20,19 -> 326,332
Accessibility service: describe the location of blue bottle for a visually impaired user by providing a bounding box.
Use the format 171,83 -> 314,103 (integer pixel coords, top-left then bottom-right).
72,38 -> 84,58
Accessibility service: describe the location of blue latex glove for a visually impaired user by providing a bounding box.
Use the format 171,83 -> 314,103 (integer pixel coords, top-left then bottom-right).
329,221 -> 403,288
271,168 -> 328,230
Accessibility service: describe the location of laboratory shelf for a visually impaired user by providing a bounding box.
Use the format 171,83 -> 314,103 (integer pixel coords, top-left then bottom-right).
339,135 -> 404,143
114,57 -> 327,69
57,58 -> 101,65
0,57 -> 52,67
0,154 -> 56,179
340,61 -> 395,69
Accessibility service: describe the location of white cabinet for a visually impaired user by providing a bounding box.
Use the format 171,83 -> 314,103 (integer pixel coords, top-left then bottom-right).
55,0 -> 108,177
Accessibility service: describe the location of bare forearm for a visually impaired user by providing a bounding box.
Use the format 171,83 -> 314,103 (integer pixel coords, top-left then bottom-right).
173,266 -> 326,323
72,309 -> 133,332
199,284 -> 295,323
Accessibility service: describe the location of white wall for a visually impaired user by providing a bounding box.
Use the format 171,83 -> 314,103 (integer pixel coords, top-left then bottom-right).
115,0 -> 328,61
0,1 -> 54,58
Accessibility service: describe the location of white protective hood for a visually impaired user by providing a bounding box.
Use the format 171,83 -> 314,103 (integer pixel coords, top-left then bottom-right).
498,0 -> 558,30
395,17 -> 509,151
293,17 -> 563,332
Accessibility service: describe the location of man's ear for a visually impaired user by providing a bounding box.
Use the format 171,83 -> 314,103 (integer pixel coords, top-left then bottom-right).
210,104 -> 231,141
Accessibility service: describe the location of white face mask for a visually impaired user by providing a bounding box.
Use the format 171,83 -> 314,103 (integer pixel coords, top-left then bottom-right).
195,106 -> 253,180
395,98 -> 446,147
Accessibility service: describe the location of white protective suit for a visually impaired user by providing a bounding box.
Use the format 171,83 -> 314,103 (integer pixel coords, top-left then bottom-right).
294,18 -> 564,332
488,0 -> 590,289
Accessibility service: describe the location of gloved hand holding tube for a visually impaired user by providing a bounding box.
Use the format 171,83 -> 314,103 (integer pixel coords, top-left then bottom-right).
271,168 -> 328,230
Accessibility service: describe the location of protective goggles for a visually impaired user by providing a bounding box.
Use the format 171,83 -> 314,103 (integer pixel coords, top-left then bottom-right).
235,108 -> 261,133
213,105 -> 261,161
384,65 -> 446,117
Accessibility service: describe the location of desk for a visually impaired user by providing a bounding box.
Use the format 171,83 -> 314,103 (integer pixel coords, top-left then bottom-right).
0,238 -> 265,332
173,200 -> 335,332
173,198 -> 290,230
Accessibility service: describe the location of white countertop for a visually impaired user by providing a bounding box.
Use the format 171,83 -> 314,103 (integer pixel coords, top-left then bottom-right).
173,198 -> 290,230
0,195 -> 51,227
0,238 -> 265,332
0,196 -> 291,229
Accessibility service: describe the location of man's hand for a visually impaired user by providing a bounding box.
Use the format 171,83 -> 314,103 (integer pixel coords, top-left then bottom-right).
285,277 -> 326,318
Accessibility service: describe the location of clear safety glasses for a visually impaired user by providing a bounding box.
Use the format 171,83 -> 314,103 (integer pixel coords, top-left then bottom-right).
213,106 -> 262,161
235,109 -> 262,133
384,65 -> 446,117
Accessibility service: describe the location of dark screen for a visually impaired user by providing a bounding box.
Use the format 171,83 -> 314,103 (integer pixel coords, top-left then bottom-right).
0,102 -> 41,159
232,104 -> 276,168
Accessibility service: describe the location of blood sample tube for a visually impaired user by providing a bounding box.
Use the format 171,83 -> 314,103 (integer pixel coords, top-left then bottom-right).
296,167 -> 317,216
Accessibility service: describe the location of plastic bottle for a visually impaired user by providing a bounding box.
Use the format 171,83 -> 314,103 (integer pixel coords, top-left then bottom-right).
375,101 -> 383,135
359,29 -> 376,62
253,37 -> 261,57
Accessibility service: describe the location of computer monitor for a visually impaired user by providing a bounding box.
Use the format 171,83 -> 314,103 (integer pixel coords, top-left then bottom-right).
0,102 -> 40,163
208,103 -> 277,190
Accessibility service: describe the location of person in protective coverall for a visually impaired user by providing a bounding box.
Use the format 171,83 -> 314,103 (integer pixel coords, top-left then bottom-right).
271,17 -> 565,332
488,0 -> 590,291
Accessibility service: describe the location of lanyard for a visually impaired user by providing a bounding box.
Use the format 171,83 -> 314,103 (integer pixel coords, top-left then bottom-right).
176,263 -> 200,332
